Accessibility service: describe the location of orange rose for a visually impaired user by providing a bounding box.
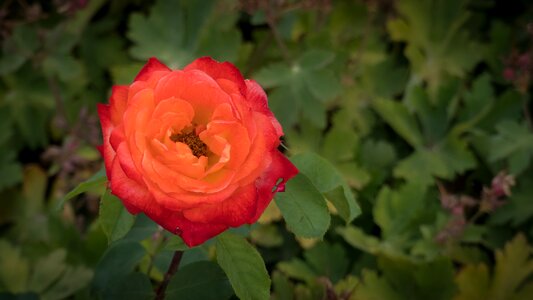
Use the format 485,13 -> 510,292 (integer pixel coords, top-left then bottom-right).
98,57 -> 298,246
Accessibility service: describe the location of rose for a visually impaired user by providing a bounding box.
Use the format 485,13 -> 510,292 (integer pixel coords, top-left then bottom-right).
98,57 -> 298,247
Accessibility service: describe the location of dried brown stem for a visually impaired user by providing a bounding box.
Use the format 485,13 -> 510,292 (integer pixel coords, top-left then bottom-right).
154,250 -> 183,300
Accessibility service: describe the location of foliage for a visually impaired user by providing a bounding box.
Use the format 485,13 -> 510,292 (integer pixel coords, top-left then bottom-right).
1,0 -> 533,299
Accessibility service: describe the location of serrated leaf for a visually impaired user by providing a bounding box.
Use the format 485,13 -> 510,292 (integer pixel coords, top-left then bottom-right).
394,135 -> 476,186
28,249 -> 67,293
253,49 -> 340,130
166,261 -> 233,300
460,73 -> 494,122
374,182 -> 428,239
454,234 -> 533,300
99,190 -> 136,243
41,266 -> 92,300
373,98 -> 424,148
216,232 -> 270,300
127,0 -> 217,68
454,264 -> 490,300
387,0 -> 480,89
275,174 -> 330,238
489,121 -> 533,174
353,270 -> 403,300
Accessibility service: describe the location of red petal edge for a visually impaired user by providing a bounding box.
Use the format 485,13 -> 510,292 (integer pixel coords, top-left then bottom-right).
184,57 -> 247,95
252,150 -> 299,221
245,79 -> 283,137
134,57 -> 171,82
97,103 -> 115,181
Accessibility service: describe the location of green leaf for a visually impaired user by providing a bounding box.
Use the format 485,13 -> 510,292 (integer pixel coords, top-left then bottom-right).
378,256 -> 456,300
361,57 -> 409,98
277,259 -> 317,283
489,121 -> 533,174
0,25 -> 39,75
99,190 -> 136,244
57,168 -> 106,210
272,271 -> 294,300
92,241 -> 146,294
304,70 -> 342,101
394,135 -> 476,186
275,174 -> 330,238
337,226 -> 404,259
454,234 -> 533,300
353,270 -> 403,300
372,98 -> 424,148
253,49 -> 341,129
459,73 -> 494,123
216,232 -> 270,300
41,266 -> 93,300
166,261 -> 233,300
267,86 -> 300,129
250,224 -> 283,247
454,264 -> 490,300
304,243 -> 348,283
128,0 -> 216,67
387,0 -> 480,89
253,63 -> 293,89
359,139 -> 397,173
297,49 -> 335,70
373,182 -> 428,239
291,152 -> 360,223
105,273 -> 154,300
28,249 -> 67,293
0,240 -> 29,293
490,176 -> 533,227
291,153 -> 344,193
321,125 -> 359,162
0,157 -> 23,191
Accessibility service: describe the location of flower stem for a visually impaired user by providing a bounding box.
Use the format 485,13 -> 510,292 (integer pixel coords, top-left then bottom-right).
154,250 -> 183,300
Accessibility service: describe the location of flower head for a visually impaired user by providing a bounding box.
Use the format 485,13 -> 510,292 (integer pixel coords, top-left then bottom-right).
98,57 -> 298,246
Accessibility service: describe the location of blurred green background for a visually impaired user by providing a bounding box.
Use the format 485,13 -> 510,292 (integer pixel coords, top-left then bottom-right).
1,0 -> 533,299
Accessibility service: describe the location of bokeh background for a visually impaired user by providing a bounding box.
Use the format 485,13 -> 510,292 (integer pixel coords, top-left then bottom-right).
1,0 -> 533,299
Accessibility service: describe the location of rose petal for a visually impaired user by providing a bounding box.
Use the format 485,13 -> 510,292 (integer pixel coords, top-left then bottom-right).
245,79 -> 283,137
182,183 -> 257,227
184,57 -> 247,95
109,156 -> 228,247
252,150 -> 299,221
135,57 -> 171,81
97,103 -> 116,181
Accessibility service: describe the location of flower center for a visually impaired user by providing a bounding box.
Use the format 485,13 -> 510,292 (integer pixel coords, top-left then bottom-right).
170,130 -> 208,157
